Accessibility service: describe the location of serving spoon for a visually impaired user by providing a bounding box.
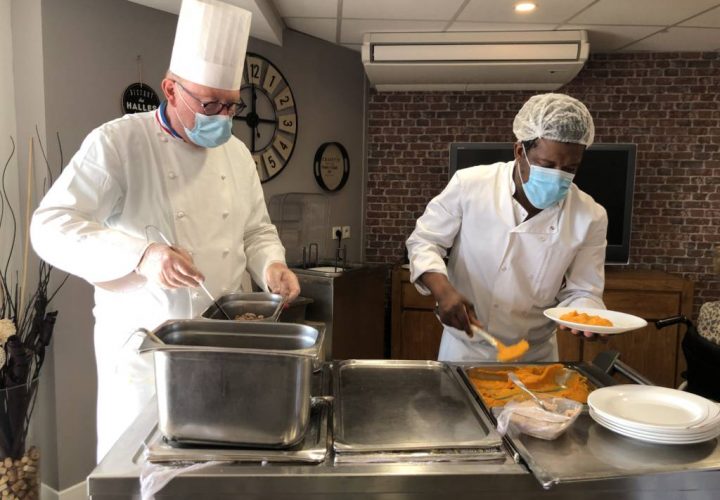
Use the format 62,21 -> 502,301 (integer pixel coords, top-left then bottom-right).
508,372 -> 552,412
147,225 -> 233,320
469,324 -> 529,362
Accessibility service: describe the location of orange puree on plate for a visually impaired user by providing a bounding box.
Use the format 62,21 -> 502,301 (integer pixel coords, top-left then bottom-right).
467,364 -> 591,408
559,310 -> 613,327
496,339 -> 529,362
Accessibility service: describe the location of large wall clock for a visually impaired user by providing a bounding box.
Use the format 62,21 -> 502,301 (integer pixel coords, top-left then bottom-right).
233,53 -> 298,183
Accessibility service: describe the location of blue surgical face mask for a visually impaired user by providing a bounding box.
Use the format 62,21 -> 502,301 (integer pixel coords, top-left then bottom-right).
520,144 -> 575,209
176,91 -> 233,148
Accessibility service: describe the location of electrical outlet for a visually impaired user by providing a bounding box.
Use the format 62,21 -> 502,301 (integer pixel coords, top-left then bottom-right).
332,226 -> 342,240
342,226 -> 351,239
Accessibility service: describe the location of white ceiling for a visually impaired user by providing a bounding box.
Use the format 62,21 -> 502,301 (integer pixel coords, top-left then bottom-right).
278,0 -> 720,52
129,0 -> 720,53
127,0 -> 284,45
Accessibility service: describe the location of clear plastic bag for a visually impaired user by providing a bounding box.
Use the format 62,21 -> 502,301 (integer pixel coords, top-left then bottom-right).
494,397 -> 582,440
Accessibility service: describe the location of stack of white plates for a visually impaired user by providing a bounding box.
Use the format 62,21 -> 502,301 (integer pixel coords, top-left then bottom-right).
588,385 -> 720,445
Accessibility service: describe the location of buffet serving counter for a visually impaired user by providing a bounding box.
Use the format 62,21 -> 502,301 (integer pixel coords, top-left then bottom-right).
87,361 -> 720,499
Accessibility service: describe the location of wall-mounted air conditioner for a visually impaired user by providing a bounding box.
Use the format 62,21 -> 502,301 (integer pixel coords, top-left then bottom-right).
361,31 -> 589,91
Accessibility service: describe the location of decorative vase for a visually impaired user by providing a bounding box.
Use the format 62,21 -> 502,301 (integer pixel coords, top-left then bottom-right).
0,378 -> 40,500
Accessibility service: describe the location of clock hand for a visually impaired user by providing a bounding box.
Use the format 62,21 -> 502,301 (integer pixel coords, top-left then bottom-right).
250,85 -> 259,151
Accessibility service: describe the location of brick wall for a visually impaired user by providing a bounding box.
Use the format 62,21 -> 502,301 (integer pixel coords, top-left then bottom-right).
365,52 -> 720,318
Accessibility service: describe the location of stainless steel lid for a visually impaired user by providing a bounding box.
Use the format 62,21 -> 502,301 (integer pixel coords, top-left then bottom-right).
333,360 -> 503,453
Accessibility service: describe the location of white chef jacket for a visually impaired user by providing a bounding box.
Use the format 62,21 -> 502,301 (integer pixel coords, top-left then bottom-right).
30,109 -> 286,461
406,161 -> 607,363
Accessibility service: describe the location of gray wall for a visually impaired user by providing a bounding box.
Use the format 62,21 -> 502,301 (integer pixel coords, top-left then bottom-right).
9,0 -> 57,489
36,0 -> 366,489
248,31 -> 367,264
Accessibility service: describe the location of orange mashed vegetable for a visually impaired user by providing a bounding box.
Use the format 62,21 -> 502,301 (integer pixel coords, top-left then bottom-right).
467,364 -> 591,408
559,310 -> 613,327
496,339 -> 529,362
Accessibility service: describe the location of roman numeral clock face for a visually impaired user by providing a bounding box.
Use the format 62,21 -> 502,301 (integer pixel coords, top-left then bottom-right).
233,53 -> 298,182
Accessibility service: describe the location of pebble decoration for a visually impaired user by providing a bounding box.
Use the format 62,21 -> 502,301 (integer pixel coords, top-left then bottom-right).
0,447 -> 40,499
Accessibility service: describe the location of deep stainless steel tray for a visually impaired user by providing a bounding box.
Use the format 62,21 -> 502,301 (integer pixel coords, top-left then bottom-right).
333,360 -> 503,453
138,320 -> 323,357
144,400 -> 330,463
456,361 -> 720,489
137,320 -> 324,448
461,362 -> 601,410
201,292 -> 283,321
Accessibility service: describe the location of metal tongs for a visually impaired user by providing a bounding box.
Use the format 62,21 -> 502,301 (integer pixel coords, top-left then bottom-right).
145,225 -> 232,320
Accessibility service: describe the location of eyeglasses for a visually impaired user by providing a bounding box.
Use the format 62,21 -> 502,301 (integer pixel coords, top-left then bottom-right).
174,81 -> 246,116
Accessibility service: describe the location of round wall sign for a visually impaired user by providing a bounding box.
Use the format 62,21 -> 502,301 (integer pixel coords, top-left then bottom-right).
122,83 -> 160,114
314,142 -> 349,192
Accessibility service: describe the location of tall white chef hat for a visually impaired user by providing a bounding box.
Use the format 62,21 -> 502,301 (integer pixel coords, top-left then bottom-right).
169,0 -> 252,91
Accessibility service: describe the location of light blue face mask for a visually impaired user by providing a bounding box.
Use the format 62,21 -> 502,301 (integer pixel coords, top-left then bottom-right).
520,144 -> 575,209
176,91 -> 233,148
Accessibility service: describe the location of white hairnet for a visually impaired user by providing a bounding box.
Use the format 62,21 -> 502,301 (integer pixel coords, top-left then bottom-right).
513,93 -> 595,147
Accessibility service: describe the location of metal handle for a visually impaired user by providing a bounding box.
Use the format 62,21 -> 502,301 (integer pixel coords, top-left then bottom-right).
270,296 -> 288,322
470,324 -> 499,347
132,327 -> 165,352
311,395 -> 334,406
308,243 -> 319,268
591,350 -> 654,386
613,359 -> 654,385
655,315 -> 691,329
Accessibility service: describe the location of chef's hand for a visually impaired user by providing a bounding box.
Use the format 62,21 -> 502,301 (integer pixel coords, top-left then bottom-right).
266,263 -> 301,302
558,324 -> 609,343
136,243 -> 204,289
421,272 -> 482,338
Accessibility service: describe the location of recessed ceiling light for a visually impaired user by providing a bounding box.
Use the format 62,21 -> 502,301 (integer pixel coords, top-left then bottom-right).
515,2 -> 537,13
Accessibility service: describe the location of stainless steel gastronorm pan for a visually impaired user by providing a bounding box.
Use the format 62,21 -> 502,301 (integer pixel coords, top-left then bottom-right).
138,319 -> 324,448
200,292 -> 283,321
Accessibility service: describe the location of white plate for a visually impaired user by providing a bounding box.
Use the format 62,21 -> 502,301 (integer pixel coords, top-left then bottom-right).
544,307 -> 647,334
588,385 -> 715,429
590,409 -> 720,444
588,408 -> 720,440
590,409 -> 718,441
591,399 -> 720,434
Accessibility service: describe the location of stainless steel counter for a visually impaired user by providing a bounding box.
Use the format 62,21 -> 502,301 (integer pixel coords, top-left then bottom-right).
88,361 -> 720,499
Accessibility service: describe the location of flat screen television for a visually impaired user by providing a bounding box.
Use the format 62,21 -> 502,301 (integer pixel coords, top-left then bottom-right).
449,142 -> 637,264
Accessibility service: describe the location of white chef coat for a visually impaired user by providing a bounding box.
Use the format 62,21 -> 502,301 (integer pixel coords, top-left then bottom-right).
30,109 -> 286,461
406,161 -> 607,363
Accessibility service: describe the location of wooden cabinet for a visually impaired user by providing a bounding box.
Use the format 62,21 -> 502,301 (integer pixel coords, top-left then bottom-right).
391,266 -> 443,359
391,266 -> 693,388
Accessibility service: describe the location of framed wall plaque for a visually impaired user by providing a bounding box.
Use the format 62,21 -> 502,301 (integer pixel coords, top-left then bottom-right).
314,142 -> 349,192
122,82 -> 160,114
